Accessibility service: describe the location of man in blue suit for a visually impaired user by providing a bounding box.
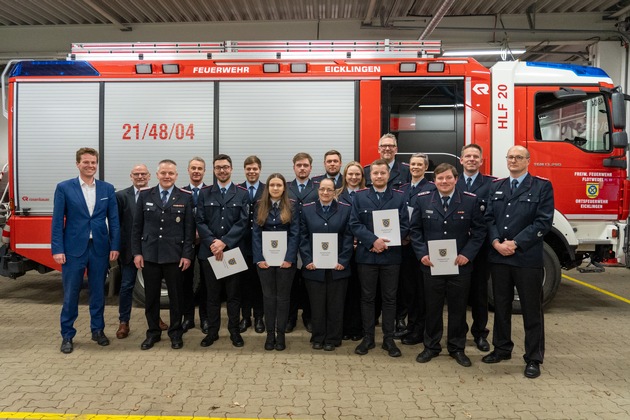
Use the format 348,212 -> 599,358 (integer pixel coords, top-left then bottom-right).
52,147 -> 120,354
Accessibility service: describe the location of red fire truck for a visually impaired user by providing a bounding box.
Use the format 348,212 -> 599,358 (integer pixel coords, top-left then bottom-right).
1,40 -> 628,309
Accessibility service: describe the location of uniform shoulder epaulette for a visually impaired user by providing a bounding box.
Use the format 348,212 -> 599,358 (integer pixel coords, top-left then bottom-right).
493,177 -> 507,182
303,202 -> 316,207
401,162 -> 410,167
534,175 -> 550,181
392,188 -> 404,194
463,191 -> 477,197
363,164 -> 370,169
485,175 -> 498,180
289,198 -> 297,203
418,191 -> 431,196
400,182 -> 410,188
338,201 -> 351,207
356,187 -> 370,193
139,186 -> 151,191
201,184 -> 212,190
236,184 -> 247,191
179,188 -> 192,194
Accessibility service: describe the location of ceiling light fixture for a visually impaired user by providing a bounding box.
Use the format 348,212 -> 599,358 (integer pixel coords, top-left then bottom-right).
442,49 -> 526,57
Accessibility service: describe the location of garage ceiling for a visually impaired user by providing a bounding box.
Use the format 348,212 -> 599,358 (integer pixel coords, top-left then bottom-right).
1,0 -> 629,65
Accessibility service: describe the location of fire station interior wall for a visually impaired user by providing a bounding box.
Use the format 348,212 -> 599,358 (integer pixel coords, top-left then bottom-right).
218,81 -> 355,181
103,82 -> 214,190
15,82 -> 100,214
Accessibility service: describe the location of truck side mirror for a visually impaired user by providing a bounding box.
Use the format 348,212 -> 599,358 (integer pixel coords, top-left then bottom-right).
612,131 -> 628,149
611,92 -> 626,129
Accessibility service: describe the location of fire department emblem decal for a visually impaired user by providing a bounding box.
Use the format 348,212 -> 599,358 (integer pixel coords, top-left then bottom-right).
321,242 -> 329,251
439,248 -> 447,257
228,258 -> 236,266
382,219 -> 390,228
271,240 -> 278,249
586,183 -> 599,199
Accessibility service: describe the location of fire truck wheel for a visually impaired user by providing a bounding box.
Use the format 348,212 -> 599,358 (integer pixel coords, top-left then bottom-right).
488,242 -> 562,314
132,270 -> 170,309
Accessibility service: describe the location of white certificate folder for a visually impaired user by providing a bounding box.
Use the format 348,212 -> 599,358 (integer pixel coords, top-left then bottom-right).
372,209 -> 401,246
262,231 -> 288,267
312,233 -> 338,269
428,239 -> 459,276
208,247 -> 248,279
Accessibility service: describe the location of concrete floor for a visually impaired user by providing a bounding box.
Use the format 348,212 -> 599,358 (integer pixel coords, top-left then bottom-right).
0,266 -> 629,419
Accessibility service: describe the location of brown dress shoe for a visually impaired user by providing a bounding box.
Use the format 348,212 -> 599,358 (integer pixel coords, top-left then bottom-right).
116,322 -> 130,339
159,318 -> 169,331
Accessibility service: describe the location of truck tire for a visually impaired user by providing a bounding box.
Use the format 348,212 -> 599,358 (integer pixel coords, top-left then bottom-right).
132,270 -> 170,309
488,242 -> 562,314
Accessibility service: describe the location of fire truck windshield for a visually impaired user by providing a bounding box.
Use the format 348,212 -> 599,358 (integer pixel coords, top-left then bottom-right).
536,92 -> 610,152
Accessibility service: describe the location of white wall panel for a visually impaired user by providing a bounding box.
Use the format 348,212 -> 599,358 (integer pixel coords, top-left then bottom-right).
219,81 -> 355,183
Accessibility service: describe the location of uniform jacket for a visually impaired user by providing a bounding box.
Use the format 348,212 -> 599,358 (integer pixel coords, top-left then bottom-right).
51,178 -> 120,257
115,185 -> 137,265
131,186 -> 195,264
182,183 -> 207,210
240,181 -> 266,258
364,161 -> 410,189
299,200 -> 354,281
349,187 -> 410,265
485,174 -> 554,268
410,189 -> 486,274
455,173 -> 496,213
288,178 -> 319,215
195,183 -> 250,260
399,178 -> 436,257
252,200 -> 300,264
312,174 -> 343,189
337,189 -> 356,206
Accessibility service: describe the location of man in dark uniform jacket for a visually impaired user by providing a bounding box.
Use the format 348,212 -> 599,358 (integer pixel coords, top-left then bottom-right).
482,145 -> 554,379
312,150 -> 344,189
181,157 -> 209,334
239,155 -> 266,334
364,133 -> 410,189
132,159 -> 195,351
411,163 -> 486,368
349,159 -> 410,358
196,154 -> 250,348
286,152 -> 319,333
455,144 -> 496,352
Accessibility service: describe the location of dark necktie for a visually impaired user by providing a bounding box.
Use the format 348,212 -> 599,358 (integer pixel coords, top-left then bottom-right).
249,186 -> 255,201
192,187 -> 199,206
511,179 -> 519,193
323,205 -> 330,213
221,187 -> 226,197
299,183 -> 305,193
466,177 -> 473,192
442,196 -> 449,212
272,202 -> 279,215
161,190 -> 168,205
349,191 -> 355,201
376,192 -> 382,201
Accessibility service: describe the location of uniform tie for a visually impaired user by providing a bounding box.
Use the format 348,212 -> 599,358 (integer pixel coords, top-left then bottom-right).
221,187 -> 226,197
135,190 -> 139,203
511,179 -> 519,193
192,187 -> 199,206
376,192 -> 382,201
442,196 -> 449,212
272,202 -> 279,215
299,183 -> 305,193
322,205 -> 330,213
249,185 -> 255,201
466,177 -> 473,192
161,190 -> 169,206
349,191 -> 355,200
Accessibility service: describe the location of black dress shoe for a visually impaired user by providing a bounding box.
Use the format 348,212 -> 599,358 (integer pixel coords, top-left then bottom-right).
201,320 -> 210,335
304,319 -> 313,333
171,337 -> 183,349
382,339 -> 402,358
230,333 -> 245,347
401,333 -> 423,345
342,335 -> 351,340
181,319 -> 195,333
351,335 -> 363,341
450,351 -> 472,367
354,338 -> 375,355
239,318 -> 252,333
254,318 -> 265,333
524,361 -> 541,378
264,334 -> 275,351
416,349 -> 440,363
60,338 -> 73,354
285,319 -> 296,333
312,342 -> 323,350
200,334 -> 219,347
91,330 -> 110,346
141,336 -> 161,350
474,337 -> 490,352
481,351 -> 511,364
323,343 -> 335,351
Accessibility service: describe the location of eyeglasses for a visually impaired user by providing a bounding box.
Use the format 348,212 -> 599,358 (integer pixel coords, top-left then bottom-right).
318,188 -> 335,193
379,144 -> 397,149
214,165 -> 231,171
506,155 -> 528,161
131,172 -> 149,177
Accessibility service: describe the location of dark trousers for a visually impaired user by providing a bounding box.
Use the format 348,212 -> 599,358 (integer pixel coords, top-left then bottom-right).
289,270 -> 311,323
181,245 -> 207,323
342,256 -> 363,337
143,261 -> 183,340
468,244 -> 490,339
305,272 -> 349,346
423,271 -> 471,353
400,253 -> 425,337
118,260 -> 137,323
357,264 -> 399,340
60,240 -> 109,339
490,263 -> 545,363
258,266 -> 296,335
241,257 -> 264,320
200,259 -> 241,335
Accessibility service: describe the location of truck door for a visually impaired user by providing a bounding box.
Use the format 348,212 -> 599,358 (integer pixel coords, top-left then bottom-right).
381,78 -> 465,175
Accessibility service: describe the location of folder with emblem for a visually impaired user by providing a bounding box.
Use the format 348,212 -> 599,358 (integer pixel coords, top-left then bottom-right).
208,247 -> 248,279
427,239 -> 459,275
312,233 -> 338,269
372,209 -> 401,246
262,231 -> 288,266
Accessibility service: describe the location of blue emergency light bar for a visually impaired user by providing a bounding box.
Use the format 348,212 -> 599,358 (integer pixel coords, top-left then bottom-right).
10,61 -> 100,77
526,62 -> 609,78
